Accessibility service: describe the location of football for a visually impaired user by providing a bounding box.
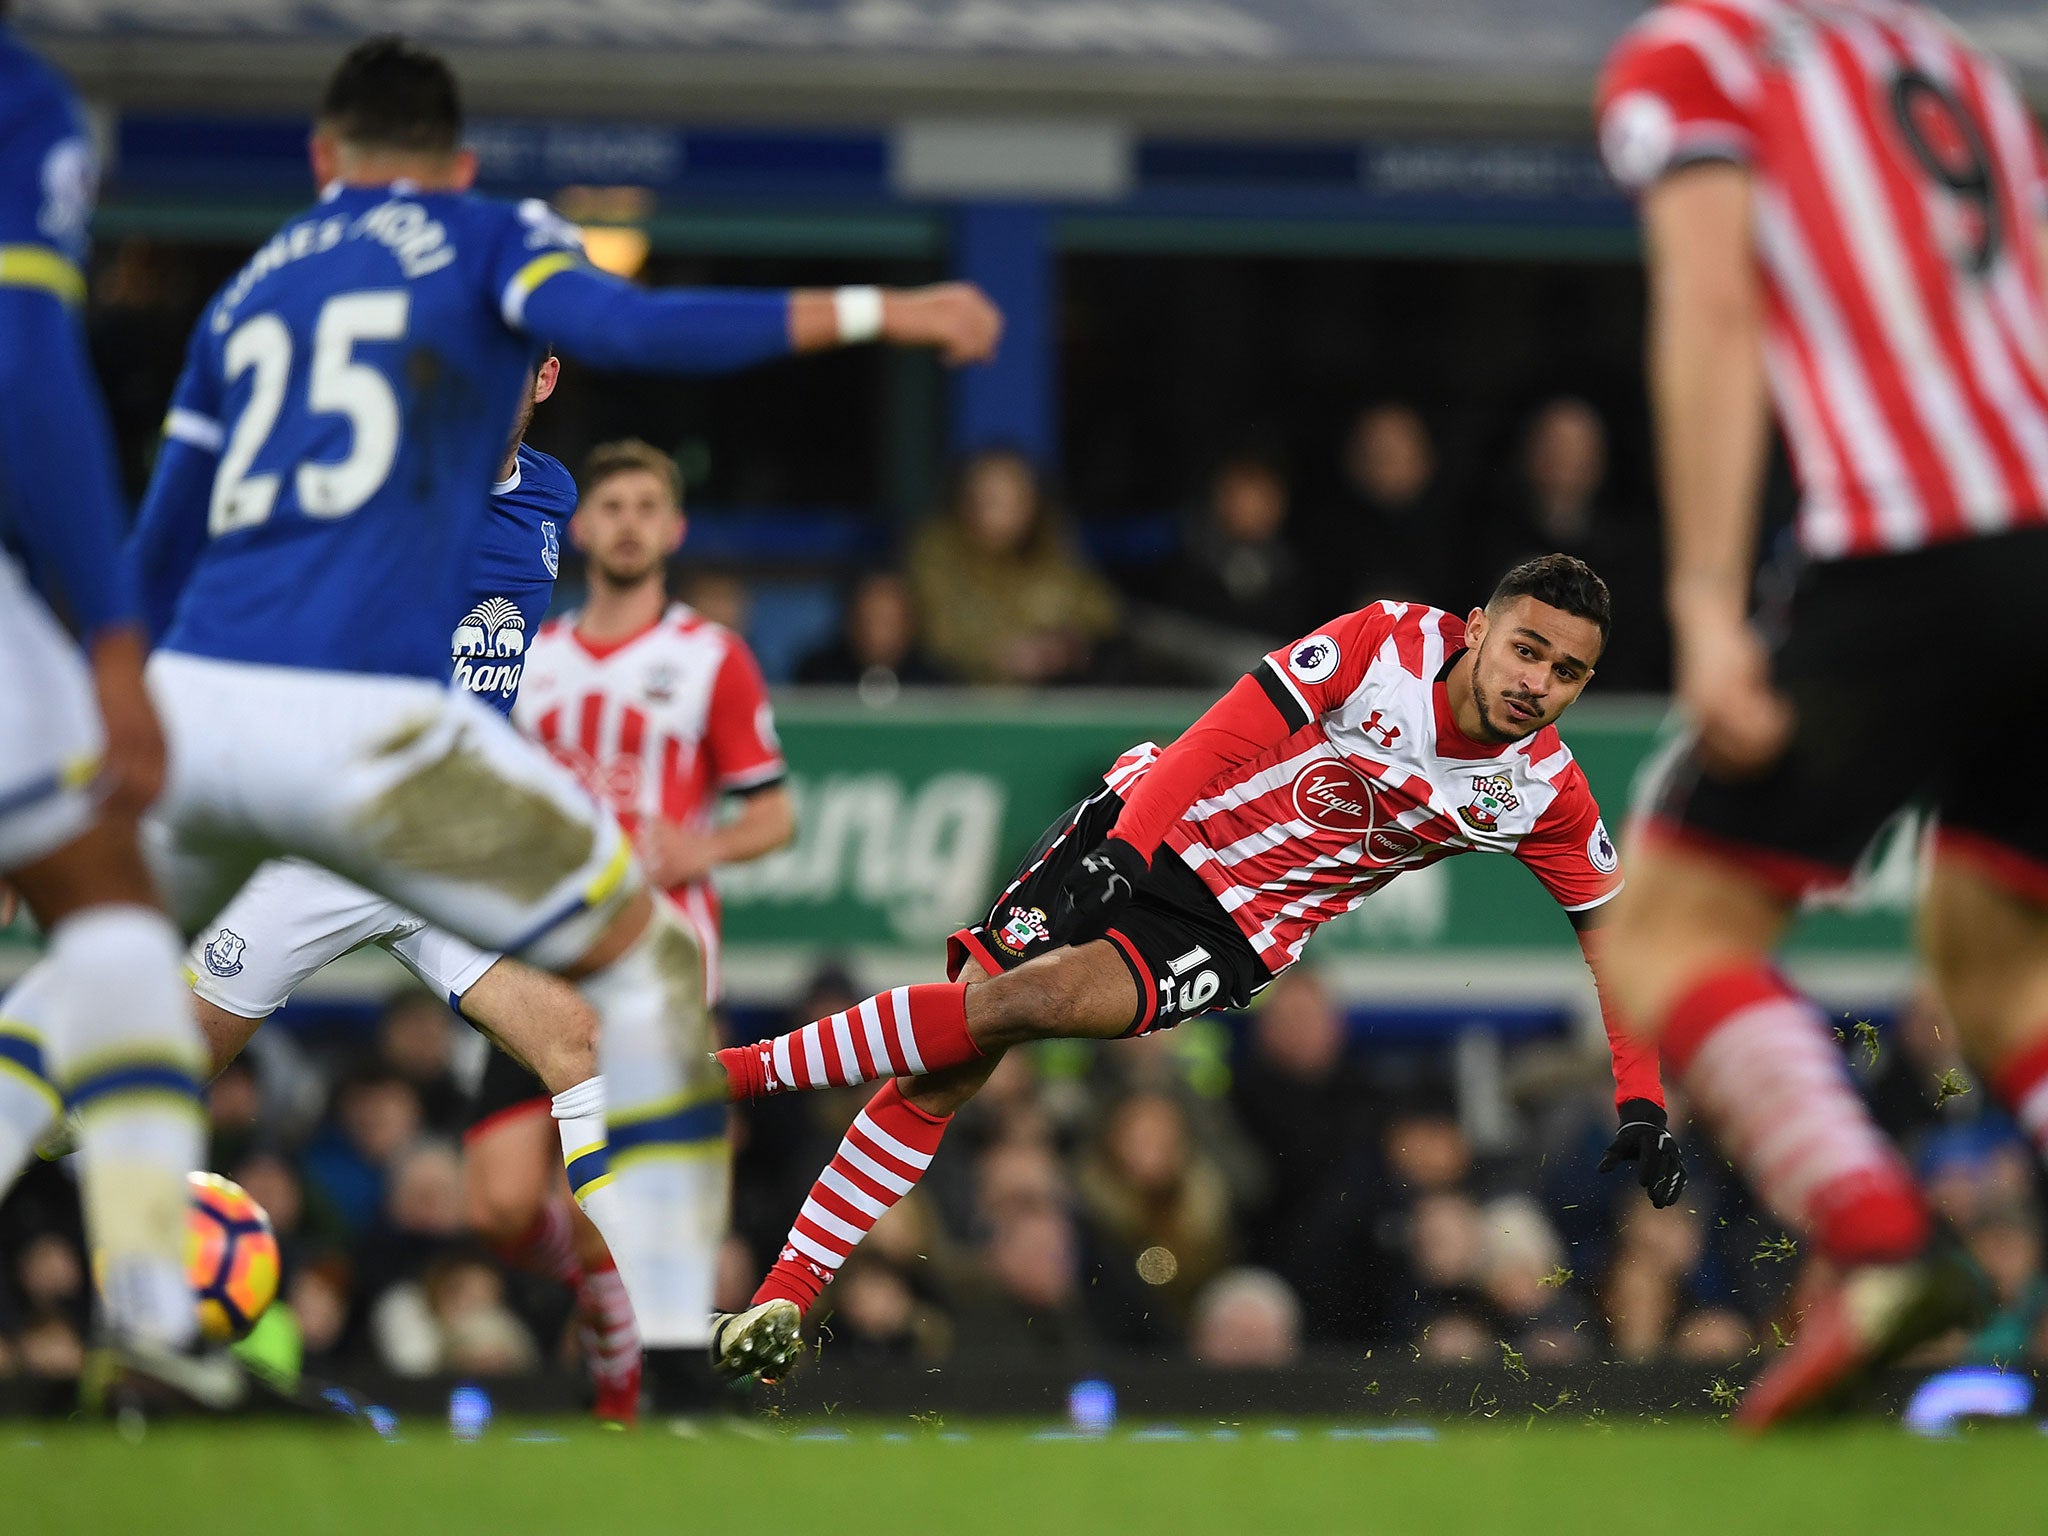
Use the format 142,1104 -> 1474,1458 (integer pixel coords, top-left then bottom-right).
186,1171 -> 281,1343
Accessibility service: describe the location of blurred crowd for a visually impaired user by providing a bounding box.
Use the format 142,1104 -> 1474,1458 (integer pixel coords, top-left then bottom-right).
654,398 -> 1668,696
4,966 -> 2039,1386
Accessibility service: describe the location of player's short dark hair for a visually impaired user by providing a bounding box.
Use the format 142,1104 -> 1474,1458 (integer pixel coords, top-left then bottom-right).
318,35 -> 462,155
1487,553 -> 1611,646
581,439 -> 683,506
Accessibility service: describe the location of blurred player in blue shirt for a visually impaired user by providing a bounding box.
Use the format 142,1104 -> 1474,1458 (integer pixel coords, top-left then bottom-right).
126,35 -> 998,1412
0,12 -> 223,1406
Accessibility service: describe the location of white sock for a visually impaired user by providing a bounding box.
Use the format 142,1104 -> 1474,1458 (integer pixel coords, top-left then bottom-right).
550,1074 -> 636,1275
0,962 -> 63,1192
576,907 -> 728,1349
41,906 -> 206,1348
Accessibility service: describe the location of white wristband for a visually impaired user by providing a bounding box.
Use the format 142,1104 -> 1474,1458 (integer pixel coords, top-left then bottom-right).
833,285 -> 885,345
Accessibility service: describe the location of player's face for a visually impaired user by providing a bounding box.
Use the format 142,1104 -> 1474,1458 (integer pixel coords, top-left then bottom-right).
1462,597 -> 1601,742
573,469 -> 684,587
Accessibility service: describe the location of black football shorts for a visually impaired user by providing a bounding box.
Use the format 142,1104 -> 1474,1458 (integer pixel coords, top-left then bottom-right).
949,784 -> 1272,1034
464,1047 -> 551,1141
1641,523 -> 2048,903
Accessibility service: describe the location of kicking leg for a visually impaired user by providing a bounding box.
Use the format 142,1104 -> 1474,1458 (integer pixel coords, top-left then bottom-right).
715,940 -> 1140,1100
716,964 -> 1012,1380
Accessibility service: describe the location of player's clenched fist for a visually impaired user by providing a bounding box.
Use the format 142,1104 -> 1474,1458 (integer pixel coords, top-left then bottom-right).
882,282 -> 1003,366
1057,836 -> 1147,938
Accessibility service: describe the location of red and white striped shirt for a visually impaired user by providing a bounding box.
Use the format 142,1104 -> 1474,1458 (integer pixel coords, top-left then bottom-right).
1598,0 -> 2048,559
1110,602 -> 1623,974
514,602 -> 784,997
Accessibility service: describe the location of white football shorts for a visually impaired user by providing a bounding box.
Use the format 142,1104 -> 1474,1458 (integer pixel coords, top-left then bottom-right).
145,652 -> 639,974
0,551 -> 103,872
186,855 -> 500,1020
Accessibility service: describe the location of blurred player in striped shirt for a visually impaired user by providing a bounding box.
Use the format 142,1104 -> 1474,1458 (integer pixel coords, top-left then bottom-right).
706,555 -> 1688,1382
1593,0 -> 2048,1427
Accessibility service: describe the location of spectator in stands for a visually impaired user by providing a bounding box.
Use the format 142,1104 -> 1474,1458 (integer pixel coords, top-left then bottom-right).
1077,1090 -> 1235,1320
1384,1103 -> 1473,1197
1603,1198 -> 1710,1361
1191,1267 -> 1303,1367
1308,402 -> 1459,613
376,990 -> 466,1135
298,1067 -> 422,1237
910,448 -> 1121,685
795,569 -> 945,696
1228,970 -> 1397,1340
959,1202 -> 1097,1355
1160,453 -> 1314,643
372,1250 -> 538,1377
1480,397 -> 1665,689
289,1262 -> 351,1368
1403,1189 -> 1493,1346
1672,1308 -> 1753,1364
680,568 -> 752,635
205,1056 -> 264,1172
1477,1194 -> 1590,1363
231,1149 -> 309,1275
827,1254 -> 952,1365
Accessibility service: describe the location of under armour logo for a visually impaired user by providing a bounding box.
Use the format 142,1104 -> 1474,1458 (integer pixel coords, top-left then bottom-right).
1362,710 -> 1401,749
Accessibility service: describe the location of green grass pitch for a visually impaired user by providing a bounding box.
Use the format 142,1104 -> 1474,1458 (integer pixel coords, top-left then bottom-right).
5,1417 -> 2041,1536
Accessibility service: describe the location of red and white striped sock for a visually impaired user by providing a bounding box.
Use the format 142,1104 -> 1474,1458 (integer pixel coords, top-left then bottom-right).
575,1256 -> 641,1399
1988,1029 -> 2048,1165
716,983 -> 978,1101
1663,963 -> 1930,1265
493,1199 -> 583,1289
752,1080 -> 952,1313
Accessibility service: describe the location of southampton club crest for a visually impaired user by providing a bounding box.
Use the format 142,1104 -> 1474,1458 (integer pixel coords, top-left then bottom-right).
202,929 -> 247,978
1457,771 -> 1520,833
451,597 -> 527,698
994,904 -> 1052,956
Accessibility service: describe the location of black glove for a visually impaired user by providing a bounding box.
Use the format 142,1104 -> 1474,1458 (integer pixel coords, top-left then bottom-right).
1599,1098 -> 1688,1208
1056,837 -> 1148,940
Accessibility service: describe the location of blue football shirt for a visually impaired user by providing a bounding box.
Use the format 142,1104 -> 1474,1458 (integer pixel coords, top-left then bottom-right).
451,441 -> 574,714
132,179 -> 792,680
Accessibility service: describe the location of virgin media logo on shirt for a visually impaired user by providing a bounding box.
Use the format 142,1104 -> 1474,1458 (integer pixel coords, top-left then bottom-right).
1290,761 -> 1378,835
1363,826 -> 1421,863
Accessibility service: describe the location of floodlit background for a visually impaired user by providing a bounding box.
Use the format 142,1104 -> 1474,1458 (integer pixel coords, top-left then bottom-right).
3,0 -> 2042,1407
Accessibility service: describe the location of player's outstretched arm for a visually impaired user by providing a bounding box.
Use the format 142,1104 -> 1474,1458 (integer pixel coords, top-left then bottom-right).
513,263 -> 1000,375
1577,913 -> 1687,1207
787,282 -> 1001,366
